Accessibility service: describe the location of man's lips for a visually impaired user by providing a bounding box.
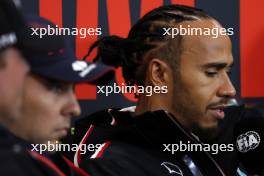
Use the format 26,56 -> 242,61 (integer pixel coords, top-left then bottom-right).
208,105 -> 226,120
56,127 -> 70,137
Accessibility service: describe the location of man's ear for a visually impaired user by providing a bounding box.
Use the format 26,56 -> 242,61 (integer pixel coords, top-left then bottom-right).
147,58 -> 171,86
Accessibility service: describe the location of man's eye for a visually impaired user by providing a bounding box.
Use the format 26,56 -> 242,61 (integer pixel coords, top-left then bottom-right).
41,78 -> 73,94
48,84 -> 65,93
205,71 -> 218,77
43,81 -> 68,93
226,67 -> 232,76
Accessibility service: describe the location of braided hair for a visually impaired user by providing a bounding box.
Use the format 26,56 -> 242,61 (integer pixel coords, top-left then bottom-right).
84,4 -> 211,87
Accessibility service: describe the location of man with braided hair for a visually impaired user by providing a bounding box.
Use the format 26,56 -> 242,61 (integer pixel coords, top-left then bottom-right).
74,4 -> 263,176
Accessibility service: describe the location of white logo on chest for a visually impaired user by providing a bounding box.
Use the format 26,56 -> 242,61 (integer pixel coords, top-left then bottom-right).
161,162 -> 183,175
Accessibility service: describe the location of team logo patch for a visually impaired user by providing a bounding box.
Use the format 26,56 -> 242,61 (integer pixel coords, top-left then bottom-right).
236,131 -> 261,153
0,32 -> 17,48
72,61 -> 88,71
72,61 -> 96,77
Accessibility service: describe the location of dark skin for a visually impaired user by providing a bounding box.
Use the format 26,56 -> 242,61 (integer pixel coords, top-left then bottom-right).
135,19 -> 236,138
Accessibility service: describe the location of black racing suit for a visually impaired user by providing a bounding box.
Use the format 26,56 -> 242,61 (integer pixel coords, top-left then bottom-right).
74,106 -> 264,176
74,109 -> 234,176
0,125 -> 89,176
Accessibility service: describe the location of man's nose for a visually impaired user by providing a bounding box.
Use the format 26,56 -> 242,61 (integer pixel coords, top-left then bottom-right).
217,75 -> 236,98
62,92 -> 81,118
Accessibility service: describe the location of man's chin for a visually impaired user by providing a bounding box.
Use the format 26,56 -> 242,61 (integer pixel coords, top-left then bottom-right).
191,123 -> 220,142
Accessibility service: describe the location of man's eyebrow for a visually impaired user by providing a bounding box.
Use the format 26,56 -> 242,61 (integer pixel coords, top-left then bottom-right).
202,62 -> 234,70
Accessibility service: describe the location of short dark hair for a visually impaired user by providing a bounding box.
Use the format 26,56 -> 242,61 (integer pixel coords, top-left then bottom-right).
84,4 -> 211,86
